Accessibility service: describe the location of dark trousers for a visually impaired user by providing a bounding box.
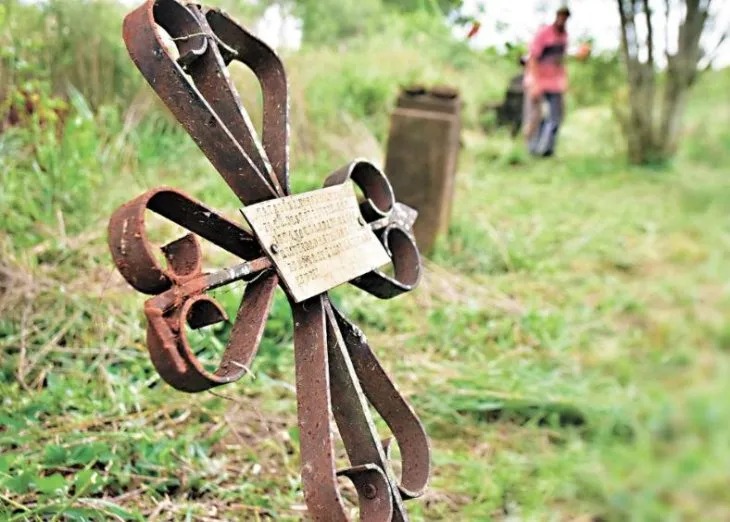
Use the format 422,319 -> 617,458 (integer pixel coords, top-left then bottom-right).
527,92 -> 564,156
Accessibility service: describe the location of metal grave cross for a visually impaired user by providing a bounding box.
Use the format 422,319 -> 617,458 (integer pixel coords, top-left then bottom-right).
107,1 -> 431,520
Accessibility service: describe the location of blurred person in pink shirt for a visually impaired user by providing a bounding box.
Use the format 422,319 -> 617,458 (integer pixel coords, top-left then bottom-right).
523,6 -> 571,157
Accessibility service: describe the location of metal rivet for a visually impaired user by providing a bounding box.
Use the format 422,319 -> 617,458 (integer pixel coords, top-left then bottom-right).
271,244 -> 279,254
363,484 -> 377,499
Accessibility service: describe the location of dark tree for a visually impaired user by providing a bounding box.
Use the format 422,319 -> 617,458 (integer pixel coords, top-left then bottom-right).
616,0 -> 728,164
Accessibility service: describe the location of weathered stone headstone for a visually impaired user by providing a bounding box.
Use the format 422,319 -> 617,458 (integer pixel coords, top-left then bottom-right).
384,85 -> 461,254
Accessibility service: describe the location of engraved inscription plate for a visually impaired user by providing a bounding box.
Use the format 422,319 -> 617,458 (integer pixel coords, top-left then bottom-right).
241,181 -> 391,302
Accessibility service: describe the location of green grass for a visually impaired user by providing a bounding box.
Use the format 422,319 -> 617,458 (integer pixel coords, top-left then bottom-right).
2,8 -> 730,519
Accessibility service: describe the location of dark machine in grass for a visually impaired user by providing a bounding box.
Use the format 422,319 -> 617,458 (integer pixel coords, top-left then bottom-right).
107,1 -> 430,520
482,57 -> 526,137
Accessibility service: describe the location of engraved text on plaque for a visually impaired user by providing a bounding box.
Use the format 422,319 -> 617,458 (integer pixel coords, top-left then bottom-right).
241,181 -> 391,302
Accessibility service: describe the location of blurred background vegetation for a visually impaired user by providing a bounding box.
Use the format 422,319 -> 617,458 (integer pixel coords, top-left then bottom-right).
1,0 -> 729,520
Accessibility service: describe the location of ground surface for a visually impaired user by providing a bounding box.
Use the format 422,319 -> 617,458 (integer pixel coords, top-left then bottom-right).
2,64 -> 729,521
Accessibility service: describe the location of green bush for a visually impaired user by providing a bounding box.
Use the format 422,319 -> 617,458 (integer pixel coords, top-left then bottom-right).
295,0 -> 385,45
1,0 -> 139,109
568,51 -> 624,107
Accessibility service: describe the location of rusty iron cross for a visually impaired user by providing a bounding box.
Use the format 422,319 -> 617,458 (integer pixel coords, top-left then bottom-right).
108,1 -> 431,520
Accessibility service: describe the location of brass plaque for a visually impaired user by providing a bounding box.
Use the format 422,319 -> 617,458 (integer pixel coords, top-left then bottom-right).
241,181 -> 391,302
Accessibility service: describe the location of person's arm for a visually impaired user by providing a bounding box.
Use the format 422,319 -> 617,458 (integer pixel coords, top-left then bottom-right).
526,27 -> 545,99
526,56 -> 538,97
573,41 -> 592,61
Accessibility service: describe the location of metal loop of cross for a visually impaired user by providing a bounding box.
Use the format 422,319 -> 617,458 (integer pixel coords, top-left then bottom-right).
108,1 -> 431,520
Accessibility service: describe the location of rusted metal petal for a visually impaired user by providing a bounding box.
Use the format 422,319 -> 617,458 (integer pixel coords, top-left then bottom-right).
325,160 -> 394,222
185,292 -> 227,329
333,307 -> 431,499
350,225 -> 422,300
123,0 -> 279,204
145,270 -> 278,392
161,234 -> 203,281
205,8 -> 290,194
108,187 -> 260,294
163,4 -> 284,196
291,296 -> 349,521
324,299 -> 409,520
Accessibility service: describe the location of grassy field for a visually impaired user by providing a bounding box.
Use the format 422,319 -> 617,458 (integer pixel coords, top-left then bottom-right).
2,2 -> 730,520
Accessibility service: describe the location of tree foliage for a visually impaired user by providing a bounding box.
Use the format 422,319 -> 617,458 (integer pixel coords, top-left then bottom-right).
382,0 -> 464,15
292,0 -> 385,44
290,0 -> 463,45
615,0 -> 728,164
